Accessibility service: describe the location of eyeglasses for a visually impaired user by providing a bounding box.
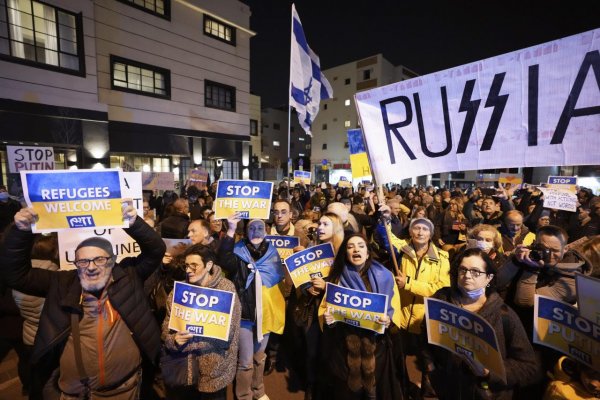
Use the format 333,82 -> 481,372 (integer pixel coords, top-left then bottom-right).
457,267 -> 487,278
185,263 -> 202,272
74,256 -> 113,269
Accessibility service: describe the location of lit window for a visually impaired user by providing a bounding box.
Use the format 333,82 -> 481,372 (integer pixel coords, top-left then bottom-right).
111,56 -> 170,98
273,141 -> 280,147
299,153 -> 305,156
299,137 -> 304,141
204,15 -> 236,45
344,120 -> 351,127
205,80 -> 236,111
345,99 -> 351,106
0,0 -> 84,73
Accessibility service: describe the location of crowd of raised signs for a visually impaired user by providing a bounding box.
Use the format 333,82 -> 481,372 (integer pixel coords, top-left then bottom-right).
0,180 -> 599,400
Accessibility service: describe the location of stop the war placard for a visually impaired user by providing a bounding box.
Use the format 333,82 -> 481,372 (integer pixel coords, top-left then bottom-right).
168,281 -> 235,341
265,235 -> 299,264
293,170 -> 311,185
534,295 -> 600,371
214,180 -> 274,219
323,283 -> 388,334
283,243 -> 334,287
425,298 -> 506,383
21,169 -> 127,233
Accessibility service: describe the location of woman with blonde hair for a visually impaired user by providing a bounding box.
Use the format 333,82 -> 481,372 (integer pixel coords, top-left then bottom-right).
438,198 -> 468,260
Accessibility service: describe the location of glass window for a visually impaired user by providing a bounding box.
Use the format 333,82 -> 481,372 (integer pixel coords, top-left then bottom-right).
111,55 -> 170,98
0,0 -> 84,73
203,15 -> 236,45
344,120 -> 351,127
273,123 -> 280,130
322,124 -> 327,130
250,119 -> 258,136
345,78 -> 351,85
222,160 -> 239,179
205,80 -> 235,111
322,143 -> 327,150
345,99 -> 351,106
273,141 -> 280,147
363,69 -> 371,80
117,0 -> 169,18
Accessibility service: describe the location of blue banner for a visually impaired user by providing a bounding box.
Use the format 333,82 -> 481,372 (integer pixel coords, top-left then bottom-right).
548,176 -> 577,185
26,171 -> 121,202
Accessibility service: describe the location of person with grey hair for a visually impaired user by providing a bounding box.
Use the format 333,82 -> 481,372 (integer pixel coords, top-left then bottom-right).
1,204 -> 166,399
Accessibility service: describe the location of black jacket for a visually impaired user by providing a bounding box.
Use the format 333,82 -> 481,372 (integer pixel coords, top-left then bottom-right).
0,217 -> 166,367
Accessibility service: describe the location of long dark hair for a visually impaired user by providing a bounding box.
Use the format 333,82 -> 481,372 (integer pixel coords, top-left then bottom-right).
327,233 -> 373,284
450,247 -> 498,296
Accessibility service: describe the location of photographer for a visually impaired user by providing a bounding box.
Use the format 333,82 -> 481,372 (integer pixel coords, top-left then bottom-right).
496,225 -> 593,310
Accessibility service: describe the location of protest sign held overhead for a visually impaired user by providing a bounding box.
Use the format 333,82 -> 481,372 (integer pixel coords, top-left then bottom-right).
425,298 -> 506,383
21,169 -> 127,233
293,170 -> 311,185
188,168 -> 209,191
142,172 -> 175,191
347,129 -> 372,180
498,173 -> 522,186
355,29 -> 600,184
534,295 -> 600,371
284,243 -> 334,287
214,179 -> 274,219
322,283 -> 388,334
547,175 -> 578,193
538,187 -> 577,212
7,145 -> 55,173
168,282 -> 235,341
337,176 -> 352,188
265,235 -> 299,263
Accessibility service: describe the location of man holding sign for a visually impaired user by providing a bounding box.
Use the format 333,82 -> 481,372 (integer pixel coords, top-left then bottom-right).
162,245 -> 241,399
422,248 -> 539,399
1,203 -> 166,399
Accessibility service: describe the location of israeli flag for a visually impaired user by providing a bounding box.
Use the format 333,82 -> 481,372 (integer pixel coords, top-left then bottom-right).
290,4 -> 333,136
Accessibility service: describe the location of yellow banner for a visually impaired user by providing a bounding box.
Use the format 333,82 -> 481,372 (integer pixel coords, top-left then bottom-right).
350,152 -> 371,179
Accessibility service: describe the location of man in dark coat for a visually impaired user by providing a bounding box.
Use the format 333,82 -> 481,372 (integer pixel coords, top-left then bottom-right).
0,205 -> 166,399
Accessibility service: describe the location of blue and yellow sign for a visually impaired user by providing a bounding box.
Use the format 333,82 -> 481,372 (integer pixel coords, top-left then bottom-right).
293,170 -> 311,185
168,281 -> 235,341
284,243 -> 334,287
214,180 -> 274,220
21,169 -> 126,234
347,129 -> 371,180
534,295 -> 600,371
265,235 -> 299,264
425,298 -> 506,382
322,283 -> 388,334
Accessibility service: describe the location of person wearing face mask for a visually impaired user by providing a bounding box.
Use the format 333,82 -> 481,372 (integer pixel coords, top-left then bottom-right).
218,214 -> 286,400
467,225 -> 508,287
421,248 -> 540,399
320,234 -> 402,400
162,245 -> 241,400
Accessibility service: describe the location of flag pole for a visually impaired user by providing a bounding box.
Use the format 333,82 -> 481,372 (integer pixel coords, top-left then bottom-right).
287,5 -> 295,199
354,106 -> 400,277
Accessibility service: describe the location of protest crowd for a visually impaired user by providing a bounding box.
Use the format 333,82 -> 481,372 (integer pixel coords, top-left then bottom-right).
0,177 -> 599,400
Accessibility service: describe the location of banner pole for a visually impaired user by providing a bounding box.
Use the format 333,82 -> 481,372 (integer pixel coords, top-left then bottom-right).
354,109 -> 401,277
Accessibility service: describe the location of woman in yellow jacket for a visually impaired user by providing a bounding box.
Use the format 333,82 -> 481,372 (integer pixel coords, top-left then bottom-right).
544,356 -> 600,399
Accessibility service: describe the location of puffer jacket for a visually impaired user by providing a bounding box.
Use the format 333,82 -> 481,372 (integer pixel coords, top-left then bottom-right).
543,356 -> 598,399
422,288 -> 541,400
162,265 -> 241,393
0,217 -> 166,369
12,259 -> 59,345
382,226 -> 450,333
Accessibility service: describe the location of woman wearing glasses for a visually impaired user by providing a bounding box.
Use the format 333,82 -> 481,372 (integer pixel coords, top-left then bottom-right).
162,244 -> 241,400
421,248 -> 539,399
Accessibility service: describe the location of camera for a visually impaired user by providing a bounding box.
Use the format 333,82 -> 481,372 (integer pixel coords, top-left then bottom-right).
306,226 -> 317,241
528,244 -> 551,263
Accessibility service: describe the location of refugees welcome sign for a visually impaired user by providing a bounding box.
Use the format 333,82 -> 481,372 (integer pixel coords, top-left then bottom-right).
355,29 -> 600,184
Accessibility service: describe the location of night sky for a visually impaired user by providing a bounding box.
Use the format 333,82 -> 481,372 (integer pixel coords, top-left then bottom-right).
242,0 -> 600,108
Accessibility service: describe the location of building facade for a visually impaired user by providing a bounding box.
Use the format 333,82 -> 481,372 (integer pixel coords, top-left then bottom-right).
0,0 -> 253,193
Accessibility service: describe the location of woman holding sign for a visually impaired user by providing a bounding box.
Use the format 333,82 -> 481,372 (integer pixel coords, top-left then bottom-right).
162,244 -> 241,400
421,248 -> 539,399
320,233 -> 402,400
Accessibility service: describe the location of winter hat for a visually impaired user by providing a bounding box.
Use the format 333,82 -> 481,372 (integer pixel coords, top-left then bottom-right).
75,237 -> 115,257
409,218 -> 435,234
539,210 -> 551,219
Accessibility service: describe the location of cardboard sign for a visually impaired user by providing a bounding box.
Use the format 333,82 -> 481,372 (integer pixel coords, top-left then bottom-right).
293,170 -> 312,185
355,29 -> 600,184
347,129 -> 372,180
323,283 -> 388,334
425,298 -> 506,382
576,274 -> 600,326
168,282 -> 235,341
189,169 -> 209,191
142,172 -> 175,191
337,177 -> 352,188
265,235 -> 300,263
283,243 -> 334,287
214,179 -> 273,219
21,169 -> 127,233
534,295 -> 600,371
539,187 -> 577,212
498,173 -> 522,185
547,175 -> 578,193
7,145 -> 55,173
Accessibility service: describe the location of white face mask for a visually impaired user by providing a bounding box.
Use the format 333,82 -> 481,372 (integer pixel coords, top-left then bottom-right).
476,240 -> 494,253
